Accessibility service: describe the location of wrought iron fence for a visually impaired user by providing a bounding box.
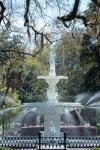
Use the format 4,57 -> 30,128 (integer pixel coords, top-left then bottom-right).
0,133 -> 100,150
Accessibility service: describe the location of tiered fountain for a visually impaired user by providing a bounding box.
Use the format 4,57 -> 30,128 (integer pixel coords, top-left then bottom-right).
23,50 -> 83,137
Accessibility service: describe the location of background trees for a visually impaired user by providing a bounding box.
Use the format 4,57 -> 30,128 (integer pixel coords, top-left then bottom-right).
80,3 -> 100,92
55,30 -> 84,102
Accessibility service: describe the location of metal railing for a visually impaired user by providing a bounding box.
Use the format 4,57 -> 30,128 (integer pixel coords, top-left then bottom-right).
0,133 -> 100,149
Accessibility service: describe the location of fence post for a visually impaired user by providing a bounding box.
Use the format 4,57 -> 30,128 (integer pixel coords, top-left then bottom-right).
38,132 -> 41,150
64,132 -> 66,150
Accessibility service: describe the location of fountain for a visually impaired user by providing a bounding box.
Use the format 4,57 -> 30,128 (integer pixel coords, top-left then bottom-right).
23,50 -> 83,137
0,51 -> 99,150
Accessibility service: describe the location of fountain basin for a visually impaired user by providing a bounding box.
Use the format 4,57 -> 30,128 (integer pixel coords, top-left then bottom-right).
23,102 -> 84,113
20,125 -> 97,136
37,76 -> 68,88
23,102 -> 84,136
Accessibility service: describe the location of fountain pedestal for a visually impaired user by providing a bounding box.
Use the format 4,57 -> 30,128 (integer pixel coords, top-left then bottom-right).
44,111 -> 61,136
43,105 -> 65,136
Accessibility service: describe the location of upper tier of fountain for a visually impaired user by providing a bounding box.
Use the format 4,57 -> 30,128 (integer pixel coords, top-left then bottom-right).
37,50 -> 68,103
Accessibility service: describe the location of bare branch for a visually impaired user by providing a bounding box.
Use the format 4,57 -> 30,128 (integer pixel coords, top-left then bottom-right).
57,0 -> 80,21
76,15 -> 88,27
24,23 -> 52,48
58,15 -> 88,28
57,0 -> 100,28
1,49 -> 40,57
30,25 -> 52,43
0,1 -> 6,23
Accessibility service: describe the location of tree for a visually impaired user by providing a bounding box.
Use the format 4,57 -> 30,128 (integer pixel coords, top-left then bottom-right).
0,33 -> 28,108
80,3 -> 100,92
79,3 -> 100,126
55,30 -> 84,102
0,31 -> 49,107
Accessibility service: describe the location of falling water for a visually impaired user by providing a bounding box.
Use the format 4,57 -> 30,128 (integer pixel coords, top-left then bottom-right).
75,93 -> 90,104
17,108 -> 37,125
75,109 -> 85,125
87,92 -> 100,106
64,108 -> 76,125
75,92 -> 100,110
87,101 -> 100,109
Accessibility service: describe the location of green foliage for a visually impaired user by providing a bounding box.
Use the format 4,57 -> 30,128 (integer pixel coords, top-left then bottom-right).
0,33 -> 24,65
0,33 -> 26,100
78,2 -> 100,126
58,66 -> 84,102
80,35 -> 100,92
0,147 -> 12,150
80,32 -> 100,92
92,148 -> 100,150
79,2 -> 100,93
18,65 -> 47,103
0,31 -> 49,107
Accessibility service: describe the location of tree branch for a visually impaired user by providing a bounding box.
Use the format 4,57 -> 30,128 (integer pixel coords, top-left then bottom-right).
58,14 -> 88,28
1,49 -> 40,57
24,0 -> 31,25
57,0 -> 89,27
29,25 -> 52,43
57,0 -> 100,28
24,24 -> 52,48
0,1 -> 6,23
76,15 -> 88,27
57,0 -> 80,21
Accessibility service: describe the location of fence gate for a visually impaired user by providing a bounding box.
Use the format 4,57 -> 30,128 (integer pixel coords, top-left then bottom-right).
38,133 -> 67,150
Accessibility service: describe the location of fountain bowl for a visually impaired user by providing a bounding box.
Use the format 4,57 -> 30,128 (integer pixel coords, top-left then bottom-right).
20,125 -> 97,136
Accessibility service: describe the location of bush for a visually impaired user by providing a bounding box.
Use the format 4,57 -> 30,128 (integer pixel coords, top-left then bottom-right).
0,147 -> 12,150
92,148 -> 100,150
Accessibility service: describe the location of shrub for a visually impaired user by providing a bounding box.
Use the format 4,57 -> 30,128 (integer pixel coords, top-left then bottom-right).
92,148 -> 100,150
0,147 -> 12,150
